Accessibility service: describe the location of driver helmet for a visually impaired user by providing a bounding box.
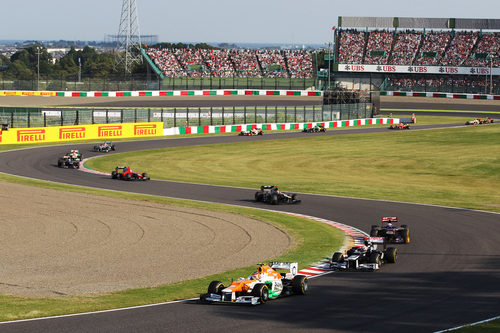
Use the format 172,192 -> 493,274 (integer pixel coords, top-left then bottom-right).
387,222 -> 393,228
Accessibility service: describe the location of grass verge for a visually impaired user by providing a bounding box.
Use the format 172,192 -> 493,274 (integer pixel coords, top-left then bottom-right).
0,174 -> 343,321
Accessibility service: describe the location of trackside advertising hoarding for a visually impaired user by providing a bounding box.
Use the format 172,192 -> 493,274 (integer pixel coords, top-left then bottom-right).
0,122 -> 163,144
338,64 -> 500,76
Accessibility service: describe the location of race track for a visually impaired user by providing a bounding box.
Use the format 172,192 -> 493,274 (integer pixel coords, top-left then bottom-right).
0,98 -> 499,332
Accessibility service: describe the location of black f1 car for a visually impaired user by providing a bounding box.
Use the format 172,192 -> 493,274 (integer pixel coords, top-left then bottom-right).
111,166 -> 150,181
254,185 -> 300,205
389,123 -> 410,130
93,141 -> 116,152
302,125 -> 326,133
330,237 -> 397,271
57,150 -> 82,169
370,217 -> 410,244
239,128 -> 263,136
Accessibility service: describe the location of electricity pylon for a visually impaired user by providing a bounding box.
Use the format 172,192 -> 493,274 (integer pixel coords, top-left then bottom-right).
114,0 -> 142,73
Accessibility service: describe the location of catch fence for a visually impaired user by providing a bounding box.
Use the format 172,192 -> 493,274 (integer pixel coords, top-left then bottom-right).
0,103 -> 373,129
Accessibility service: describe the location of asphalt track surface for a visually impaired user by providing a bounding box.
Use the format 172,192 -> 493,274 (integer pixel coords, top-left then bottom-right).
382,100 -> 500,118
0,108 -> 499,332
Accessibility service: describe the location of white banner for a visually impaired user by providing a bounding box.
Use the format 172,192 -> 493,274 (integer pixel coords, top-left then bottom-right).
338,64 -> 500,76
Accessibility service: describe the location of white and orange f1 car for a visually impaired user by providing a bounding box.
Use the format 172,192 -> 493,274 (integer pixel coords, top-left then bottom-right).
200,262 -> 307,305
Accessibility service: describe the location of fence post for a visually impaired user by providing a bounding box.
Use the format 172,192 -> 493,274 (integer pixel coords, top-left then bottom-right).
254,106 -> 257,123
92,108 -> 95,124
76,110 -> 79,125
222,106 -> 225,125
148,108 -> 151,123
198,107 -> 201,126
303,106 -> 306,122
134,108 -> 137,123
174,107 -> 177,127
244,106 -> 247,124
285,106 -> 287,123
265,106 -> 268,123
210,106 -> 213,126
11,112 -> 14,128
106,109 -> 109,124
61,110 -> 64,126
161,108 -> 164,123
121,109 -> 124,123
294,106 -> 297,123
44,112 -> 47,127
233,106 -> 235,125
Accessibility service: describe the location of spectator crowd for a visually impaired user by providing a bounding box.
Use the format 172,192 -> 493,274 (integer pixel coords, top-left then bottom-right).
336,29 -> 499,68
146,48 -> 314,78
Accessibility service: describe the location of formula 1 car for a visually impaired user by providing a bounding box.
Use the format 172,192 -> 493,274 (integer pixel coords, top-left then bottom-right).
57,150 -> 82,169
465,118 -> 494,125
254,185 -> 300,205
200,262 -> 307,305
370,217 -> 410,244
111,166 -> 150,181
239,128 -> 263,136
389,123 -> 410,130
330,237 -> 397,271
93,141 -> 116,153
302,125 -> 326,133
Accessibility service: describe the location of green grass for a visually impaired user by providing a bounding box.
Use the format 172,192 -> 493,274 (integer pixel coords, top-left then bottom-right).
455,318 -> 500,332
0,173 -> 343,321
87,124 -> 500,213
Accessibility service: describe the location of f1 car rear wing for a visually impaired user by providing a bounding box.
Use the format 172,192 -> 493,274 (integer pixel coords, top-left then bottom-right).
382,217 -> 398,223
269,262 -> 298,276
367,237 -> 385,244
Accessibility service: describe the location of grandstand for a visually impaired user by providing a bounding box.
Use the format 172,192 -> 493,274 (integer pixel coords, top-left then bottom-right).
332,16 -> 499,94
144,47 -> 314,79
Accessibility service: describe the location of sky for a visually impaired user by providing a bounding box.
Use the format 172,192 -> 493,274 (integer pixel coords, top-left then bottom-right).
1,0 -> 498,45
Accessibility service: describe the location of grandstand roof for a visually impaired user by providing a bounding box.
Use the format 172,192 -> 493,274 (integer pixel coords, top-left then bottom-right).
338,17 -> 500,30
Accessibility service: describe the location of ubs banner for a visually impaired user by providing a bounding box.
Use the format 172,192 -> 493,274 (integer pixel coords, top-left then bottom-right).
338,64 -> 500,76
0,122 -> 163,145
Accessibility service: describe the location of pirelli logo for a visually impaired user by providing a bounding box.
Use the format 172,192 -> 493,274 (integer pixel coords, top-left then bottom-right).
134,123 -> 157,136
17,129 -> 46,142
59,127 -> 86,139
98,125 -> 122,137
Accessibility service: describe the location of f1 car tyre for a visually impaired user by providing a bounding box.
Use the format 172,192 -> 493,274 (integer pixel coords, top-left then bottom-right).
111,171 -> 117,179
402,228 -> 410,244
58,161 -> 63,168
255,192 -> 262,201
142,173 -> 149,180
385,247 -> 397,263
369,252 -> 381,265
270,194 -> 278,205
292,275 -> 308,295
125,173 -> 132,181
208,281 -> 224,295
331,252 -> 344,263
252,284 -> 269,304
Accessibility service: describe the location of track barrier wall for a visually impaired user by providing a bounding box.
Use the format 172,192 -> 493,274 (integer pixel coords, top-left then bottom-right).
382,91 -> 500,100
0,89 -> 322,98
0,118 -> 397,144
0,122 -> 163,145
163,118 -> 398,135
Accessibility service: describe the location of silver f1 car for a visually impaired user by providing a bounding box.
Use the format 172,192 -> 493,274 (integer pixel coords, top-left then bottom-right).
200,262 -> 307,305
93,141 -> 116,153
330,237 -> 397,271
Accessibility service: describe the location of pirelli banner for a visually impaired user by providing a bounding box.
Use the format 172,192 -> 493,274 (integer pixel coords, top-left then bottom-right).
338,64 -> 500,76
0,122 -> 163,145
